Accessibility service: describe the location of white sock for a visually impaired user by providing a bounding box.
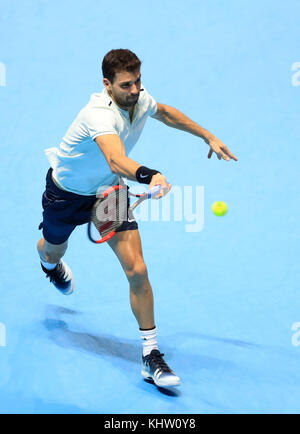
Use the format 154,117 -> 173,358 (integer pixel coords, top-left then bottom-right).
140,326 -> 159,357
41,260 -> 57,270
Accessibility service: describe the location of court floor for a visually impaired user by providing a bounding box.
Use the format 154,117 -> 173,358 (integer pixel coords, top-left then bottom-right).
0,0 -> 299,414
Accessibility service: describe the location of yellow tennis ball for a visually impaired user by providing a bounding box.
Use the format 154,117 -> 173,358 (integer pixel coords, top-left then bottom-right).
212,201 -> 228,216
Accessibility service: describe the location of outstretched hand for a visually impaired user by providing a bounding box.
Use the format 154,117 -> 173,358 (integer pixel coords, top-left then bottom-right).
207,137 -> 238,161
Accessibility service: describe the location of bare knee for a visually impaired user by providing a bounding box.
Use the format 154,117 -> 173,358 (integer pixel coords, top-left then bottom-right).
126,259 -> 149,290
37,238 -> 68,263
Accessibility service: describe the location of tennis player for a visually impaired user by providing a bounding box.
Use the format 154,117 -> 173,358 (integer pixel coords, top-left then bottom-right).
37,49 -> 238,388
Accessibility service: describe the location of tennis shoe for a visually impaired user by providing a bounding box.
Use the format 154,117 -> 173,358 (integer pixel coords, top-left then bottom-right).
41,260 -> 74,295
141,349 -> 181,387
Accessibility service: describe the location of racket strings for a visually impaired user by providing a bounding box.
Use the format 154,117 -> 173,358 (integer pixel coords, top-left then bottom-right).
91,187 -> 128,238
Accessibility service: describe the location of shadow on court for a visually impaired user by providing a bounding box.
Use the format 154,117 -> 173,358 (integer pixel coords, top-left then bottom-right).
43,304 -> 140,364
43,305 -> 181,398
176,332 -> 260,349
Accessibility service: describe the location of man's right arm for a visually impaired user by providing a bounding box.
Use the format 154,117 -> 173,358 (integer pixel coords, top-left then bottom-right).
95,135 -> 170,197
95,134 -> 140,181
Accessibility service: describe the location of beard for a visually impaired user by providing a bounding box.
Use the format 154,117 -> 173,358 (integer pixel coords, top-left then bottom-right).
114,93 -> 140,109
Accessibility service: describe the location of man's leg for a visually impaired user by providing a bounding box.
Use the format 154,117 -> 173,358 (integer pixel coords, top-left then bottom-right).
37,237 -> 68,264
37,166 -> 82,294
107,229 -> 154,330
37,237 -> 74,295
107,229 -> 181,387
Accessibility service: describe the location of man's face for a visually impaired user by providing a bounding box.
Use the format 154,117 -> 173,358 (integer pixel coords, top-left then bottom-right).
103,69 -> 141,109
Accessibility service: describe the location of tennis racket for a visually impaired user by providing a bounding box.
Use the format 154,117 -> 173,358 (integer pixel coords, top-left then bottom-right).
87,183 -> 163,244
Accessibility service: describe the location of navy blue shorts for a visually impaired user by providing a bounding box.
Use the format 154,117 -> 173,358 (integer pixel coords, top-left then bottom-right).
39,168 -> 138,245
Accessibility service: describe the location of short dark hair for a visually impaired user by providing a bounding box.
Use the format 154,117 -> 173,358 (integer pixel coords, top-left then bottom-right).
102,49 -> 142,83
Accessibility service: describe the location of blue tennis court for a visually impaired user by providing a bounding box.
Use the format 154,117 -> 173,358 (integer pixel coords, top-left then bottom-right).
0,0 -> 299,414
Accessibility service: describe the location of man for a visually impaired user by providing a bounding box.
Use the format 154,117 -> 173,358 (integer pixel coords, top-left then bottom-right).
37,49 -> 238,388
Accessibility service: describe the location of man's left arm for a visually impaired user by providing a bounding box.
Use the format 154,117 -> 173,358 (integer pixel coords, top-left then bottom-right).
152,103 -> 238,162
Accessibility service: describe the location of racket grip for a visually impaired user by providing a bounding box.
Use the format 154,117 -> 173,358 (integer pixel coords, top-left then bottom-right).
148,184 -> 162,198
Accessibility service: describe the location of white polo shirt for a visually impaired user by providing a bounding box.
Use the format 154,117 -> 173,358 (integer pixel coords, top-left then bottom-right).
45,85 -> 157,195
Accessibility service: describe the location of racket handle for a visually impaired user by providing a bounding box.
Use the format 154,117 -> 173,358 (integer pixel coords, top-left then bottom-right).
148,184 -> 162,198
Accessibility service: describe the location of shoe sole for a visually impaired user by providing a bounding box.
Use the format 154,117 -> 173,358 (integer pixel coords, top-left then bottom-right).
141,369 -> 181,387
